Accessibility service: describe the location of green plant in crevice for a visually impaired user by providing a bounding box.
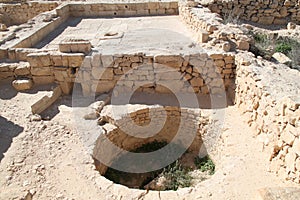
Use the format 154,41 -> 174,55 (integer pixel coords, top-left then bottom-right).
275,41 -> 292,55
194,156 -> 215,175
161,160 -> 192,191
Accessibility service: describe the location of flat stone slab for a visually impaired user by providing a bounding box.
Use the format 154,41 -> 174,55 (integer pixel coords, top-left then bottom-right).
36,16 -> 200,54
258,187 -> 300,200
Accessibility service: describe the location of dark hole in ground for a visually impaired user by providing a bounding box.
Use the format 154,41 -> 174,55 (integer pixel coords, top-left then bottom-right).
101,140 -> 215,191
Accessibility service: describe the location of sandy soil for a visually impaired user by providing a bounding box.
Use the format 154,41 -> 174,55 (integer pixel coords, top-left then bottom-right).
0,79 -> 299,200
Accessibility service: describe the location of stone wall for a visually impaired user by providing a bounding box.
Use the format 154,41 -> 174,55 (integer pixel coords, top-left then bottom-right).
179,2 -> 252,52
201,0 -> 300,25
235,52 -> 300,183
0,0 -> 24,3
93,105 -> 209,174
77,52 -> 235,96
68,1 -> 178,17
0,48 -> 236,96
0,1 -> 58,26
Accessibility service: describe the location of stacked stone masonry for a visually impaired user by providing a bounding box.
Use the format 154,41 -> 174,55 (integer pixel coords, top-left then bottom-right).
0,0 -> 299,185
179,2 -> 252,51
77,52 -> 235,96
68,1 -> 179,17
201,0 -> 300,25
235,53 -> 300,183
93,105 -> 209,175
0,1 -> 58,26
0,48 -> 236,95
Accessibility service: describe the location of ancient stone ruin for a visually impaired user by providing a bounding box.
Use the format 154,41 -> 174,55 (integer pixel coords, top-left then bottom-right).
0,0 -> 300,199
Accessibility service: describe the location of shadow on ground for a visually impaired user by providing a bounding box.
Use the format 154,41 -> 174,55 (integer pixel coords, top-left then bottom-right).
0,116 -> 24,162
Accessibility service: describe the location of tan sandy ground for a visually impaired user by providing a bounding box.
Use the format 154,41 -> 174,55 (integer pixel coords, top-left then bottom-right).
0,79 -> 299,200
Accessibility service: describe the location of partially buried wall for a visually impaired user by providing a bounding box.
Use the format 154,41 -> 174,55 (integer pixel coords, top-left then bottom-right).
234,52 -> 300,183
0,42 -> 236,96
200,0 -> 300,25
0,1 -> 58,26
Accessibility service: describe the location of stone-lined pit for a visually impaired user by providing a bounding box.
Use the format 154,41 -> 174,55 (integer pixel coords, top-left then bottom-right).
92,104 -> 213,190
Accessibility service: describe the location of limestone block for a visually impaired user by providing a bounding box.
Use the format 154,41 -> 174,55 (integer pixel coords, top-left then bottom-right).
214,59 -> 225,68
92,67 -> 114,80
148,2 -> 159,10
189,58 -> 206,68
154,55 -> 183,68
166,8 -> 177,15
155,84 -> 171,93
137,9 -> 149,15
14,62 -> 30,76
27,54 -> 39,68
236,40 -> 250,51
67,53 -> 84,67
224,56 -> 235,64
258,16 -> 274,25
0,71 -> 14,79
91,53 -> 101,68
81,82 -> 91,96
273,18 -> 287,25
279,7 -> 289,17
32,76 -> 55,85
31,67 -> 52,76
155,80 -> 184,93
31,86 -> 62,114
210,54 -> 224,60
59,39 -> 91,54
101,55 -> 114,68
15,48 -> 35,61
61,55 -> 69,66
82,56 -> 92,70
0,48 -> 7,60
117,80 -> 134,88
39,53 -> 52,67
12,79 -> 33,91
201,85 -> 209,94
50,53 -> 62,67
59,81 -> 74,94
272,52 -> 292,66
190,77 -> 204,87
59,43 -> 70,53
77,42 -> 92,54
287,22 -> 297,30
91,80 -> 115,94
198,30 -> 209,43
0,23 -> 7,31
155,71 -> 182,80
53,69 -> 68,82
113,68 -> 123,75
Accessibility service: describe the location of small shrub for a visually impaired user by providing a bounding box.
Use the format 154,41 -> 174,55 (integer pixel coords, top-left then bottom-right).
223,9 -> 241,24
161,160 -> 192,190
253,33 -> 268,44
194,156 -> 215,175
275,42 -> 292,54
250,32 -> 274,57
288,46 -> 300,70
